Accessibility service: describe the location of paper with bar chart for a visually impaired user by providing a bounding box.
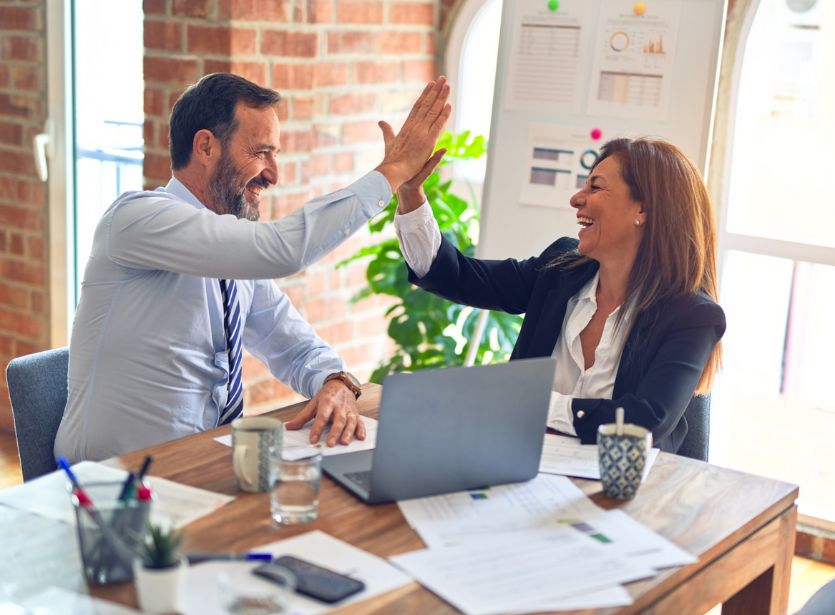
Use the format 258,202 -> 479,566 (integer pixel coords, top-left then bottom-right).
587,0 -> 682,119
519,124 -> 603,209
502,0 -> 594,114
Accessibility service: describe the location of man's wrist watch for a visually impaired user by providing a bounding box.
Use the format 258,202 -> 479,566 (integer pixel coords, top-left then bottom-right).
324,371 -> 362,399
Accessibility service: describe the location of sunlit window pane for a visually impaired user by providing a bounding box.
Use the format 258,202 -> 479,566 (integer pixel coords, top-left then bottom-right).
726,0 -> 834,248
454,0 -> 502,184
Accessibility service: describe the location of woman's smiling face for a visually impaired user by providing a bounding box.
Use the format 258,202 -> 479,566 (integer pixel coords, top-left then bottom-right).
569,155 -> 645,263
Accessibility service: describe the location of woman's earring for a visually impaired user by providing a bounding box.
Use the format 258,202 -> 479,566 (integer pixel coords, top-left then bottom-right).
634,218 -> 641,226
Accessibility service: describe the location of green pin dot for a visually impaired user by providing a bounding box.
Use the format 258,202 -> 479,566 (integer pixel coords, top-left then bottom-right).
548,0 -> 559,10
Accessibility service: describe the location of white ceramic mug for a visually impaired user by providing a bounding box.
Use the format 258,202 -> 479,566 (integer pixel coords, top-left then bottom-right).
231,416 -> 283,492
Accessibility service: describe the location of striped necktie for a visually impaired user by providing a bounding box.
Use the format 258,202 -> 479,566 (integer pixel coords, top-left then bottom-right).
218,279 -> 244,425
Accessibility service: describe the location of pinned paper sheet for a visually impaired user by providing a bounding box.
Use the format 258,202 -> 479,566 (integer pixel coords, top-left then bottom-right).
587,0 -> 682,120
503,0 -> 594,114
519,124 -> 602,209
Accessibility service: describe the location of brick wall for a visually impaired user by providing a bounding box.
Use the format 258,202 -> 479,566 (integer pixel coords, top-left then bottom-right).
143,0 -> 457,413
0,0 -> 49,433
0,0 -> 465,434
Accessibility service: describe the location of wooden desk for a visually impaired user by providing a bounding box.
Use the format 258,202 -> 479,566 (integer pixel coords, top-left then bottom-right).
94,385 -> 798,614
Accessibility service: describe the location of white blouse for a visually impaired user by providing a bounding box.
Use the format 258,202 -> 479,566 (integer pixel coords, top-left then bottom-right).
394,202 -> 633,436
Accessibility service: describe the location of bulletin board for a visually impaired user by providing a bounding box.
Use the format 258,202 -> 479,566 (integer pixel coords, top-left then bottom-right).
478,0 -> 726,260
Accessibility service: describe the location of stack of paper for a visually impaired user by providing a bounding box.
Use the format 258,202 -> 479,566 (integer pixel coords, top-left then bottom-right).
394,474 -> 695,614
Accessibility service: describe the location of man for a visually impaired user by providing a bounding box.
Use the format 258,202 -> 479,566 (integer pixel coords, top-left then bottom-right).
55,72 -> 450,462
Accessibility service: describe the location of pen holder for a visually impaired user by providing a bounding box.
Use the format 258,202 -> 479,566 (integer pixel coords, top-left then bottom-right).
71,481 -> 151,585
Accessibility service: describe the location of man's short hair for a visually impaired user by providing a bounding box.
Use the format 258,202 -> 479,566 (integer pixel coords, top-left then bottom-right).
169,73 -> 281,170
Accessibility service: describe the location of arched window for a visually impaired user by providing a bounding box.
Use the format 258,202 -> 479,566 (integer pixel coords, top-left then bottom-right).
714,0 -> 834,525
444,0 -> 502,190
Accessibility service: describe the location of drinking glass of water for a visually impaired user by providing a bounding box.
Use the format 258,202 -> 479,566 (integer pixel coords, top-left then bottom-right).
270,445 -> 322,525
218,564 -> 295,615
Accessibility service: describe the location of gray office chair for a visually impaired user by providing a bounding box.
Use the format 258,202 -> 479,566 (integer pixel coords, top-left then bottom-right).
676,395 -> 710,461
795,579 -> 835,615
6,347 -> 69,481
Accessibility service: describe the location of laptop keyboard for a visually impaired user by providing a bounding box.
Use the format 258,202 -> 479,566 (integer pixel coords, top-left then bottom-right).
344,470 -> 372,492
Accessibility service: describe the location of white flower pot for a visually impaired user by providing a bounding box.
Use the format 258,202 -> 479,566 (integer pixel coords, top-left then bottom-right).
133,557 -> 186,614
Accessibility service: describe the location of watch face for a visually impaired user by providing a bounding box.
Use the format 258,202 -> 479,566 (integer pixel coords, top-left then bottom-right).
345,372 -> 361,388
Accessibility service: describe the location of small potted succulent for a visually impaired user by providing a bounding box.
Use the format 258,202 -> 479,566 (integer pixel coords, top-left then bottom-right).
133,523 -> 186,614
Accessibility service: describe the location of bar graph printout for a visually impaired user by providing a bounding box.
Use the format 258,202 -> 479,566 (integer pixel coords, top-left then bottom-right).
519,123 -> 605,209
588,0 -> 682,119
397,474 -> 696,570
503,0 -> 594,114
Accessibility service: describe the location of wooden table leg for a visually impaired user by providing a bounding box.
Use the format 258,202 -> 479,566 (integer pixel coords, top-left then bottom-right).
722,506 -> 797,615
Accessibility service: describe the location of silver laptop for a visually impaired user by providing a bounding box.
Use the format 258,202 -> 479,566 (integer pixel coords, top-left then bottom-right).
322,357 -> 556,504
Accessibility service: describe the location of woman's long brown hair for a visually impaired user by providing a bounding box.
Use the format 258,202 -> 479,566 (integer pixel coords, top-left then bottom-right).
558,138 -> 722,393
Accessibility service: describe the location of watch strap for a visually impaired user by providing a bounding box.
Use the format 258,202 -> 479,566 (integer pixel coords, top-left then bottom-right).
324,371 -> 362,399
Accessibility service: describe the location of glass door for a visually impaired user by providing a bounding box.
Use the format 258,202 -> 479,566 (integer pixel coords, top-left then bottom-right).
46,0 -> 144,341
71,0 -> 145,302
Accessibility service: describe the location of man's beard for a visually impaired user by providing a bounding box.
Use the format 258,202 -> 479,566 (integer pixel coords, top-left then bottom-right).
208,151 -> 262,221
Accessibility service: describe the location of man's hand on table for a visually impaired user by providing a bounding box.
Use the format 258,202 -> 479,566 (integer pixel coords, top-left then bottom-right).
284,379 -> 367,447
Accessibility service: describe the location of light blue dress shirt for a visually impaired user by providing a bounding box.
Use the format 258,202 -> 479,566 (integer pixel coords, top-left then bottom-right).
55,172 -> 392,462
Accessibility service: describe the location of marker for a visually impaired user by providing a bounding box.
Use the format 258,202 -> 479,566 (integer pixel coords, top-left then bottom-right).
634,2 -> 646,16
136,455 -> 153,482
186,552 -> 273,565
117,471 -> 136,501
58,462 -> 144,563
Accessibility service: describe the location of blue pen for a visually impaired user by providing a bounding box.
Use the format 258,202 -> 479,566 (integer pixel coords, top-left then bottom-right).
57,456 -> 82,490
186,552 -> 273,564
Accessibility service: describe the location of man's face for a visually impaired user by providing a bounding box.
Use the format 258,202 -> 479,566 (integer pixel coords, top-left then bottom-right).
207,103 -> 281,221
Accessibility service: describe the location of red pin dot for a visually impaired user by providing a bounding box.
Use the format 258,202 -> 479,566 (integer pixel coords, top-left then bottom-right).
590,128 -> 602,141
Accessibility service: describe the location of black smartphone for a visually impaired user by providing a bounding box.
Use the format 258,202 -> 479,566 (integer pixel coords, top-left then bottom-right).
253,556 -> 366,604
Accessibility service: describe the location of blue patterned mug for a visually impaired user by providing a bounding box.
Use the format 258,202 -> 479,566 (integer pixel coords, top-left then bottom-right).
597,423 -> 652,500
231,416 -> 283,492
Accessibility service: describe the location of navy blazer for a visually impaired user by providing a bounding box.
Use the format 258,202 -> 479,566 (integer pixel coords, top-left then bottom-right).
408,236 -> 726,453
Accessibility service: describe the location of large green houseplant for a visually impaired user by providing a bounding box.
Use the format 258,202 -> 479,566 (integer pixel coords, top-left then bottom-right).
340,131 -> 523,383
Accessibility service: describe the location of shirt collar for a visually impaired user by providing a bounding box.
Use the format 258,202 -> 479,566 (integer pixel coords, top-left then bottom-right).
570,271 -> 634,323
572,271 -> 600,306
164,176 -> 206,210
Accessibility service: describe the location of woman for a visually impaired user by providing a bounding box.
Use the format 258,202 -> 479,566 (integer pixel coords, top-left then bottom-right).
393,138 -> 725,453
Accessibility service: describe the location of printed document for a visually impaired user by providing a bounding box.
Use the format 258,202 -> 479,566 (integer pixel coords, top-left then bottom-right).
390,527 -> 652,615
214,416 -> 378,459
539,433 -> 660,480
397,474 -> 600,548
181,530 -> 412,615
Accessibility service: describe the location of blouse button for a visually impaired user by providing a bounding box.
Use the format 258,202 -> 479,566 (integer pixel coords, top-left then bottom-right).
576,410 -> 585,419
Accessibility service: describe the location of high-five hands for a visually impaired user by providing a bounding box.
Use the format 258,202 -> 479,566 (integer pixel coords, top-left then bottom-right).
375,76 -> 452,192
